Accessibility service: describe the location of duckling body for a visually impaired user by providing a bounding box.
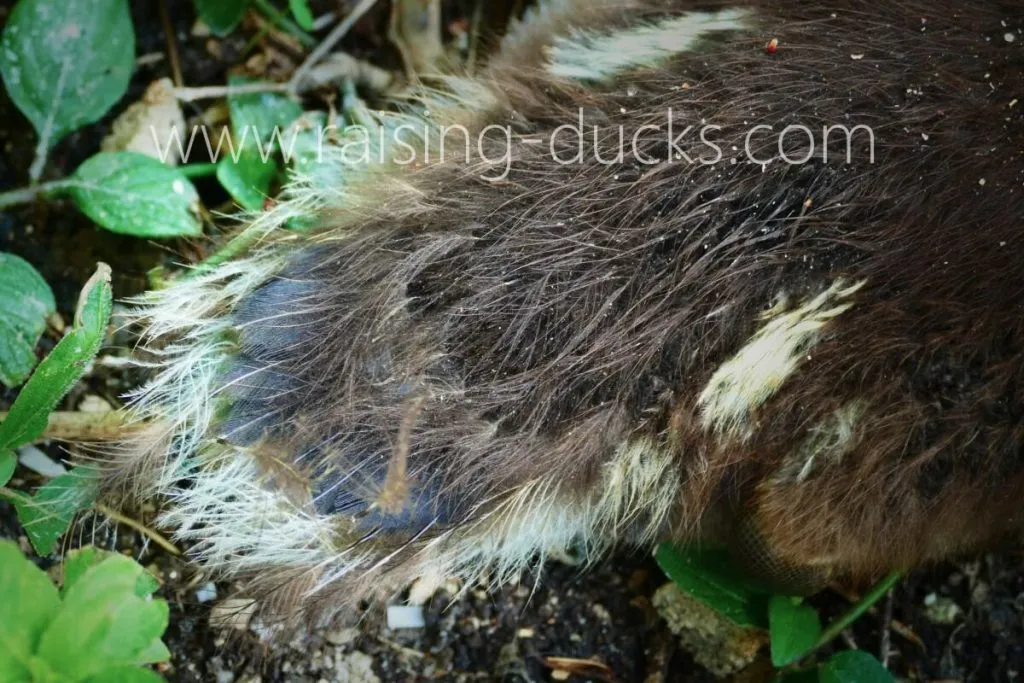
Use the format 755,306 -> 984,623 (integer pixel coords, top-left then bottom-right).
108,0 -> 1024,629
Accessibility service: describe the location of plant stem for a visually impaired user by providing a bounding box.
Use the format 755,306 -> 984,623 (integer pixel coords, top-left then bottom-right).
179,162 -> 219,179
95,503 -> 182,556
0,179 -> 80,210
0,486 -> 32,505
813,572 -> 903,651
251,0 -> 317,47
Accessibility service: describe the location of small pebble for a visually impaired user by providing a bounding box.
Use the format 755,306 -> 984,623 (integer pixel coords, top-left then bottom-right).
195,582 -> 218,603
210,599 -> 257,631
325,627 -> 360,646
924,593 -> 963,625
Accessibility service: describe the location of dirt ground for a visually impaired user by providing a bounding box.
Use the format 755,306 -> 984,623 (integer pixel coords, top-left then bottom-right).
1,0 -> 1023,681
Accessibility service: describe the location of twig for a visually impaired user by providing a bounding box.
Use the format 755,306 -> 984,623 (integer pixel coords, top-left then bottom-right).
173,81 -> 292,103
289,0 -> 380,93
374,634 -> 426,659
298,52 -> 394,93
0,410 -> 133,443
312,11 -> 337,32
829,581 -> 925,649
251,0 -> 317,48
95,502 -> 182,556
158,0 -> 185,88
880,587 -> 895,667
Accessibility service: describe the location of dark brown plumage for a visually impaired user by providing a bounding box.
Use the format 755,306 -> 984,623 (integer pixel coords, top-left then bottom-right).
104,0 -> 1024,632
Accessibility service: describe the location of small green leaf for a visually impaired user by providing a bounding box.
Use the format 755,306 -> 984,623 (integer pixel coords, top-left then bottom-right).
135,570 -> 161,599
655,543 -> 771,629
217,152 -> 277,212
0,450 -> 15,487
194,0 -> 250,36
0,253 -> 56,388
285,112 -> 334,183
134,638 -> 171,666
63,549 -> 168,667
62,546 -> 114,596
86,665 -> 166,682
0,0 -> 134,147
769,596 -> 822,667
226,74 -> 304,152
37,555 -> 169,680
0,540 -> 62,677
217,75 -> 300,210
15,468 -> 99,556
289,0 -> 315,30
69,152 -> 202,238
0,263 -> 112,453
820,651 -> 897,683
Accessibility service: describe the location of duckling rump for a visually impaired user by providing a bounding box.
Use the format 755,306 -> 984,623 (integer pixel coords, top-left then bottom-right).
104,0 -> 1024,630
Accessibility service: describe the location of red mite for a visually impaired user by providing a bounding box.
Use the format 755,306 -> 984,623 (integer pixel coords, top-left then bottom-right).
767,38 -> 779,53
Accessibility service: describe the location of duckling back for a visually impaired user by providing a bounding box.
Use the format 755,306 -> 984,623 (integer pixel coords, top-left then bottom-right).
104,0 -> 1024,631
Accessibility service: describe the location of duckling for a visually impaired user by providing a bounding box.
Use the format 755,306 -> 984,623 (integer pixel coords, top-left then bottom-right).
103,0 -> 1024,632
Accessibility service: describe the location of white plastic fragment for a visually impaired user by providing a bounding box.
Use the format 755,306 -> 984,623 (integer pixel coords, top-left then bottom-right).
386,605 -> 426,629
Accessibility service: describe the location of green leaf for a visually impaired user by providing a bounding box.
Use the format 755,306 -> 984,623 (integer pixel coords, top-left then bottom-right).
0,0 -> 134,147
769,596 -> 822,667
37,555 -> 169,680
62,546 -> 114,596
226,74 -> 304,152
134,638 -> 171,666
0,263 -> 112,453
0,540 -> 62,679
216,75 -> 301,210
289,0 -> 315,31
285,111 -> 332,182
68,152 -> 202,238
25,656 -> 61,682
216,152 -> 277,212
86,666 -> 165,682
654,543 -> 771,629
0,449 -> 15,487
62,549 -> 168,667
135,570 -> 161,599
194,0 -> 250,36
820,651 -> 896,683
15,468 -> 99,556
0,253 -> 56,388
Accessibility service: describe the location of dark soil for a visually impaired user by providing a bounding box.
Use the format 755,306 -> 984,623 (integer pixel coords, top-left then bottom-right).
1,1 -> 1022,682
